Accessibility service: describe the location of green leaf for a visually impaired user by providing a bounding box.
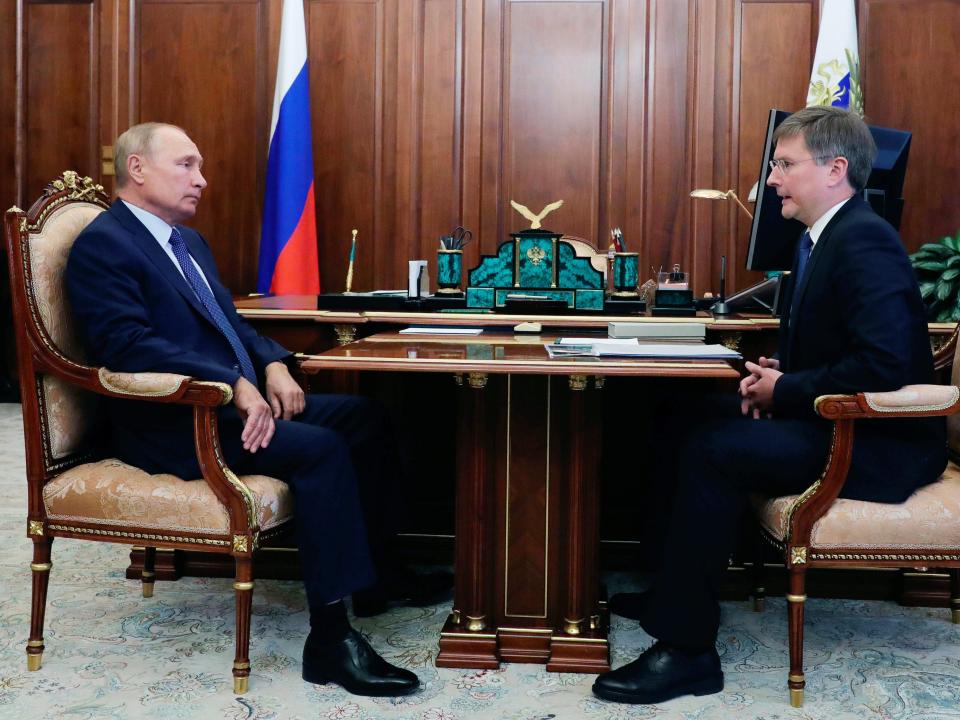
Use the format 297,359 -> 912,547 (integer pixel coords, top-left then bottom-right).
919,281 -> 937,300
935,278 -> 956,301
914,260 -> 947,272
942,267 -> 960,282
944,235 -> 960,252
918,243 -> 955,259
947,254 -> 960,268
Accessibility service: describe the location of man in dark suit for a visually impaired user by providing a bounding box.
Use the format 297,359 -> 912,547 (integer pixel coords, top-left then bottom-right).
594,106 -> 946,704
66,122 -> 422,697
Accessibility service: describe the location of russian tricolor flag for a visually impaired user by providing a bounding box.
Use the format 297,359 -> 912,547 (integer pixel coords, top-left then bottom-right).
257,0 -> 320,294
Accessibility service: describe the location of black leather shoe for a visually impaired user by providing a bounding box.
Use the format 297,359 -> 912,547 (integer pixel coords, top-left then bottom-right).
608,591 -> 651,621
352,569 -> 453,618
592,641 -> 723,704
303,628 -> 420,697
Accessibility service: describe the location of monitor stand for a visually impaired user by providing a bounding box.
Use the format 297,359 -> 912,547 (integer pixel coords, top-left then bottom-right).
725,275 -> 783,316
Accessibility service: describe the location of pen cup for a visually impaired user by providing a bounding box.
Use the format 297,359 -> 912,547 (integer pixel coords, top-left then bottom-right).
437,249 -> 463,295
611,252 -> 639,297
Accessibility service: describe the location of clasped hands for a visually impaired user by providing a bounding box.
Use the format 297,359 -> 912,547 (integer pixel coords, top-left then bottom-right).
739,356 -> 782,419
233,361 -> 306,452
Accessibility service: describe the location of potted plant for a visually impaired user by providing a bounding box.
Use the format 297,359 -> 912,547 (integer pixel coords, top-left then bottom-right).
910,231 -> 960,322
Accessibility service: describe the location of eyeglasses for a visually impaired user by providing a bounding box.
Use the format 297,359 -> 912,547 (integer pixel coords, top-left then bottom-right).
768,156 -> 832,174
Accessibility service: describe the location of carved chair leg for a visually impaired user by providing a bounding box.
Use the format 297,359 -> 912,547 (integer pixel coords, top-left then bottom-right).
27,537 -> 54,671
141,546 -> 157,598
752,533 -> 766,613
950,569 -> 960,624
786,567 -> 808,708
232,557 -> 254,694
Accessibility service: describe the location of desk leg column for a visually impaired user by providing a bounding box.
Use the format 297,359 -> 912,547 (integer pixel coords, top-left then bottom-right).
437,371 -> 499,668
548,374 -> 609,672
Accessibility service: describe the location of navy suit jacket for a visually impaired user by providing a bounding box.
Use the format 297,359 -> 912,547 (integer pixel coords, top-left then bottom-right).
66,200 -> 290,474
773,194 -> 945,500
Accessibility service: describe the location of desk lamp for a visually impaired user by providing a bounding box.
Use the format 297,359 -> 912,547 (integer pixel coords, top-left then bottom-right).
689,188 -> 754,316
689,188 -> 754,220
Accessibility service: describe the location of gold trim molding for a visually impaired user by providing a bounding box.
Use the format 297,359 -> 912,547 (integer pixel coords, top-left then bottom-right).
791,547 -> 807,565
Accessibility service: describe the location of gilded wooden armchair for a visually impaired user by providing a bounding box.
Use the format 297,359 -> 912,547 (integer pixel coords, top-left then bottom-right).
751,324 -> 960,707
4,172 -> 293,694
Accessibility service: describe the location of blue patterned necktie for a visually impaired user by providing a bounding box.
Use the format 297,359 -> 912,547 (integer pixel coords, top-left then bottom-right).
168,227 -> 257,385
792,230 -> 814,303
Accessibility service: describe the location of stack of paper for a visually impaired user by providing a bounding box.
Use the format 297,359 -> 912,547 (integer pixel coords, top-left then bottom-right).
551,337 -> 740,359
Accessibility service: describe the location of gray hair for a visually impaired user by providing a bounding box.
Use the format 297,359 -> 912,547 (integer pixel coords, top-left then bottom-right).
114,122 -> 185,187
772,106 -> 876,192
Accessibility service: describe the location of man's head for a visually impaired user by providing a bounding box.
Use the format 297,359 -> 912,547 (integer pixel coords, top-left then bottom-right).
114,122 -> 207,225
766,106 -> 876,227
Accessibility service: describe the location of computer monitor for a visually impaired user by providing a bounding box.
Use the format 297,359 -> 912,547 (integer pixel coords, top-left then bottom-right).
863,124 -> 911,230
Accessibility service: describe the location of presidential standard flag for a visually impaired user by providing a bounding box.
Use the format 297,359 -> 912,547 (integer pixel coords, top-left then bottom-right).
257,0 -> 321,294
806,0 -> 863,115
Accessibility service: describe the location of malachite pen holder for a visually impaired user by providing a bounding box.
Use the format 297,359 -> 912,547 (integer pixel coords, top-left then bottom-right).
437,249 -> 463,295
612,252 -> 639,297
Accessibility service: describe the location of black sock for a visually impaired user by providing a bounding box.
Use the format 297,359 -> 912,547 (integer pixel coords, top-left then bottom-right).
308,600 -> 351,644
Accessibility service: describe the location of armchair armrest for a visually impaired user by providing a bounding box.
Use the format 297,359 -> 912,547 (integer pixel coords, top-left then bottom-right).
815,384 -> 960,420
96,368 -> 233,406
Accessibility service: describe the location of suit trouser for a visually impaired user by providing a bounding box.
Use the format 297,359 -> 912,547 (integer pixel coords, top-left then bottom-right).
639,395 -> 833,648
220,393 -> 413,605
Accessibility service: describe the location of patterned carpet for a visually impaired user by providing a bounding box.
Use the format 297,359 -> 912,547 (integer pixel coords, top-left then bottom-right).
2,403 -> 960,719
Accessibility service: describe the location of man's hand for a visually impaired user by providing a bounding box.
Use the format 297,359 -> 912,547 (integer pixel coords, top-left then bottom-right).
264,361 -> 306,420
740,360 -> 783,418
233,376 -> 275,452
739,356 -> 780,417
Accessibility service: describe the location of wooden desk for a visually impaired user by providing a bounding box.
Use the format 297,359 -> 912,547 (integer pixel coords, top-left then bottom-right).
300,332 -> 739,672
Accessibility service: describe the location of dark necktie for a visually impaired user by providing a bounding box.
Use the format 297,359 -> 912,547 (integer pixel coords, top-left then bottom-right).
168,227 -> 258,385
792,230 -> 814,304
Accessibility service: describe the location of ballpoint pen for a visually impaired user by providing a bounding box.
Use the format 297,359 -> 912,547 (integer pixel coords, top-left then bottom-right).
345,229 -> 358,293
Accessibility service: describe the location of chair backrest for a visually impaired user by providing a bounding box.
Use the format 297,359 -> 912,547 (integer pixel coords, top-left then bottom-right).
5,172 -> 110,478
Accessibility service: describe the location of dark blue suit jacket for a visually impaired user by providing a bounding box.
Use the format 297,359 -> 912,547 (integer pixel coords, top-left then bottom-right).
774,194 -> 945,500
66,200 -> 291,475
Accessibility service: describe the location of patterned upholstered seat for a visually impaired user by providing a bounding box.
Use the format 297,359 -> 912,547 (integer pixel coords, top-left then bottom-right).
4,172 -> 292,694
750,355 -> 960,708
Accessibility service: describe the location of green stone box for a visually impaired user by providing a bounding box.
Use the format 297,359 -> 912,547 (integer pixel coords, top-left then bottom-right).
465,229 -> 605,310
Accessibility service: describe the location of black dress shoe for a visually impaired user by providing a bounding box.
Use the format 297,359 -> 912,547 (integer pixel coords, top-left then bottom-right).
303,628 -> 420,697
592,640 -> 723,704
352,569 -> 454,618
608,591 -> 651,621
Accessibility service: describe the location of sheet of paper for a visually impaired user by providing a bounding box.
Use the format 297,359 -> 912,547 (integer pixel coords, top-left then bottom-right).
600,343 -> 741,359
399,327 -> 483,335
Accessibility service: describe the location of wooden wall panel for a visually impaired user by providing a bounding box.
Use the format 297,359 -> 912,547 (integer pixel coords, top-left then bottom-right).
137,0 -> 266,292
642,0 -> 692,277
309,0 -> 381,293
415,0 -> 460,261
862,0 -> 960,250
0,0 -> 16,211
503,1 -> 605,242
5,0 -> 960,297
25,2 -> 99,203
